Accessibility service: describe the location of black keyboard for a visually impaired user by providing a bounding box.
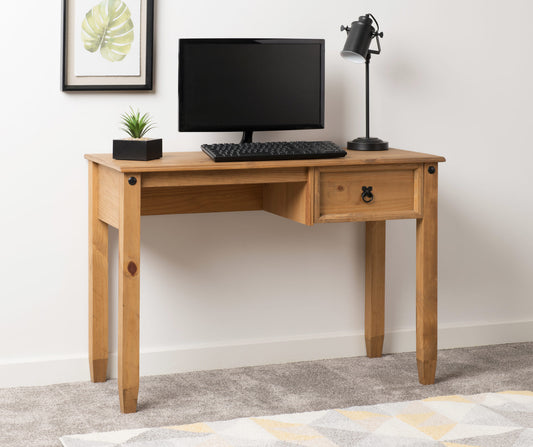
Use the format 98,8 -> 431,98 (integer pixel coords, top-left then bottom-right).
201,141 -> 347,162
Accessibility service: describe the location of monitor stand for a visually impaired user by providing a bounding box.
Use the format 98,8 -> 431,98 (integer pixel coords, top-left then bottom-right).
240,130 -> 253,144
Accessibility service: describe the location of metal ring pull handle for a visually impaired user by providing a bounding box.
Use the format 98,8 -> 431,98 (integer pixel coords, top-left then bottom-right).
361,186 -> 374,203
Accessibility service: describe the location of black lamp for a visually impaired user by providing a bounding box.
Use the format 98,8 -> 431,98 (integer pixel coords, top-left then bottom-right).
341,14 -> 388,151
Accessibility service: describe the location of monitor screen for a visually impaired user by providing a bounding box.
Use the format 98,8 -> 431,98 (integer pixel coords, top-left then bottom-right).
178,38 -> 325,133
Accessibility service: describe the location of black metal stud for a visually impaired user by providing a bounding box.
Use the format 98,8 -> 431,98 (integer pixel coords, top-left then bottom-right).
128,177 -> 137,185
428,166 -> 436,174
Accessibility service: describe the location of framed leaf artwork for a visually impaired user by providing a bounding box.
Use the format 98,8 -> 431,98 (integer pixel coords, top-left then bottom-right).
62,0 -> 154,91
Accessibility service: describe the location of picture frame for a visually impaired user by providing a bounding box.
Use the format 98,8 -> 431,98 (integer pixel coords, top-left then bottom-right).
62,0 -> 154,91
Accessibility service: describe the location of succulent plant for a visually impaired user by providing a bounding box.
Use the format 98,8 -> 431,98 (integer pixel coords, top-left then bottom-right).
120,107 -> 156,139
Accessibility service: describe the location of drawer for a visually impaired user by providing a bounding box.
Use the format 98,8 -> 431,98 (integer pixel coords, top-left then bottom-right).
316,164 -> 423,222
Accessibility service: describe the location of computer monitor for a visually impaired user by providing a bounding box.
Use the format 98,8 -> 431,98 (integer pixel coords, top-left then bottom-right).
178,38 -> 325,143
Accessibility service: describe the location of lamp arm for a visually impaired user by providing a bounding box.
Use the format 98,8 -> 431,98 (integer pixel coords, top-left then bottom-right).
368,33 -> 382,55
367,13 -> 383,55
368,13 -> 381,35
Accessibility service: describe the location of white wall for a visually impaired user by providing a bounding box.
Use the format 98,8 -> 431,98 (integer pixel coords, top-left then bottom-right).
1,0 -> 532,387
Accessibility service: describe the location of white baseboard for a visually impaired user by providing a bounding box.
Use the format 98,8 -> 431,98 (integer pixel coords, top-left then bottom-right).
1,320 -> 532,388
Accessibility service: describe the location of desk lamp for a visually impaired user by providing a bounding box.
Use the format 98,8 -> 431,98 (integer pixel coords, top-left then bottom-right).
341,14 -> 388,151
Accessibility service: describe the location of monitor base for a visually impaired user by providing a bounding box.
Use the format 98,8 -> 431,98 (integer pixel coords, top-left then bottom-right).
240,130 -> 254,144
347,137 -> 388,151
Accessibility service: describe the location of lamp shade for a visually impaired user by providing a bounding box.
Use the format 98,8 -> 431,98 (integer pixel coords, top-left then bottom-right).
341,15 -> 375,63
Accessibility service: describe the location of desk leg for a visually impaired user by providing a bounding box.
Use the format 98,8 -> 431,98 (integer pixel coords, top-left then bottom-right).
365,221 -> 385,357
118,173 -> 141,413
89,162 -> 109,382
416,164 -> 438,385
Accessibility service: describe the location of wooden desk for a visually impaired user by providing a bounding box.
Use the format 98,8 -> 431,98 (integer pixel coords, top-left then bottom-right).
86,148 -> 445,413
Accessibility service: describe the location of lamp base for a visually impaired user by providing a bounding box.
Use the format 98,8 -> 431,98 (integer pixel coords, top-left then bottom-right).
347,137 -> 389,151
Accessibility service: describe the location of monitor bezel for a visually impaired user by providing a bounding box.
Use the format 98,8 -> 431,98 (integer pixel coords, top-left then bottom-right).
178,38 -> 325,133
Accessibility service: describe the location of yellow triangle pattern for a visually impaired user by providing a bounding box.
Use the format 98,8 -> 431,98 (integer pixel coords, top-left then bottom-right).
396,412 -> 435,426
166,422 -> 214,433
416,424 -> 456,440
252,418 -> 321,442
424,395 -> 473,403
500,390 -> 533,396
395,409 -> 456,440
336,409 -> 390,421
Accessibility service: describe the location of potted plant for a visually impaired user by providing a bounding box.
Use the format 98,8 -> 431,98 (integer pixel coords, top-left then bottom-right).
113,107 -> 163,160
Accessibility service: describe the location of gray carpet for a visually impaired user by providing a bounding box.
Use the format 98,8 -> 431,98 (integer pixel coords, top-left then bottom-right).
1,342 -> 532,447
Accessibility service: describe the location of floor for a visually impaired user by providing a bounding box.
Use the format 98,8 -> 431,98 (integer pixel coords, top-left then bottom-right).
1,342 -> 532,447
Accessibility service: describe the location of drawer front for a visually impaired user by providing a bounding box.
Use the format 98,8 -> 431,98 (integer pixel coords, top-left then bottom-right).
317,165 -> 422,222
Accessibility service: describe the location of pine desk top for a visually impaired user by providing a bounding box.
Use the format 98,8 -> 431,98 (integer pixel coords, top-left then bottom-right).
85,148 -> 446,173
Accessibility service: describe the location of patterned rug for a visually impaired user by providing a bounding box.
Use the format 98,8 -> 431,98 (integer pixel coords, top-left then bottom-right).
60,391 -> 533,446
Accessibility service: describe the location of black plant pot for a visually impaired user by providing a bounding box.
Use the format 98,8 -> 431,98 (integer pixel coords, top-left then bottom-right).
113,138 -> 163,161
